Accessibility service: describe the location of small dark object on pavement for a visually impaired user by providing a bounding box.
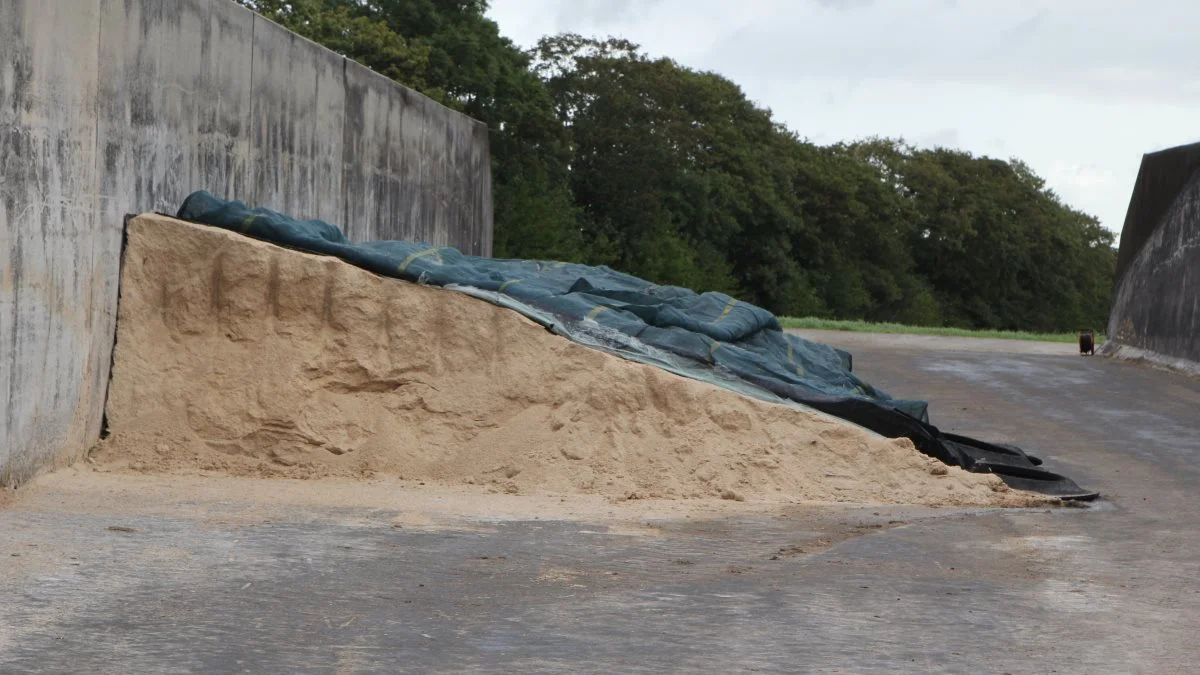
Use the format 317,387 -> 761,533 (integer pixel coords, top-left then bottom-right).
1078,330 -> 1095,356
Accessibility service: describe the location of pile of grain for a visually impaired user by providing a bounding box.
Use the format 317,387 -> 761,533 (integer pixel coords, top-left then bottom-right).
92,215 -> 1035,506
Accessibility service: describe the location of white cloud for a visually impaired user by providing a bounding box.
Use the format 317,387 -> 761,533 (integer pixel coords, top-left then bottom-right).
552,0 -> 669,28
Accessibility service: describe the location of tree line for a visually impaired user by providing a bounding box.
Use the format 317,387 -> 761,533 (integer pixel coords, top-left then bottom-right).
237,0 -> 1116,332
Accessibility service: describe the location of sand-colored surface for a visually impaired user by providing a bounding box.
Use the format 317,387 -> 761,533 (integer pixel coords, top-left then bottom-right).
91,214 -> 1042,507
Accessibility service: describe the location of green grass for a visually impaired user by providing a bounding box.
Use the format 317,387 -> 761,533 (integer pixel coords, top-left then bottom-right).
778,316 -> 1103,344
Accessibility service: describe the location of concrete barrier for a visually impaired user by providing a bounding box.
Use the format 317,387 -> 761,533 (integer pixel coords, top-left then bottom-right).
0,0 -> 493,485
1102,142 -> 1200,373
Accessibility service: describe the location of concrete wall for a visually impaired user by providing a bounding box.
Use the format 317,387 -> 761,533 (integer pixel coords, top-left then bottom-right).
1104,143 -> 1200,369
0,0 -> 493,486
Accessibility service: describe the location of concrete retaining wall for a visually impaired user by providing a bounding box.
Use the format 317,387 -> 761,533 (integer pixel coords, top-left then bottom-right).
0,0 -> 493,485
1103,143 -> 1200,369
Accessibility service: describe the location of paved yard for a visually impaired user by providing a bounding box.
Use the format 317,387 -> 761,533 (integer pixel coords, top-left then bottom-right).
2,333 -> 1198,673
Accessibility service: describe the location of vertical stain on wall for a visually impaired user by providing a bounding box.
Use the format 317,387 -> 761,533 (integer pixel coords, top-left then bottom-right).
0,0 -> 493,486
1107,143 -> 1200,366
0,0 -> 102,485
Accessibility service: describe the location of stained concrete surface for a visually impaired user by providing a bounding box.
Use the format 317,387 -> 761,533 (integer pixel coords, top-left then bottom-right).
2,333 -> 1200,673
1105,142 -> 1200,366
1,0 -> 493,486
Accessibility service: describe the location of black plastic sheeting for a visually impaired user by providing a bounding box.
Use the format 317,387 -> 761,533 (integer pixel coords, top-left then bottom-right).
175,191 -> 1097,499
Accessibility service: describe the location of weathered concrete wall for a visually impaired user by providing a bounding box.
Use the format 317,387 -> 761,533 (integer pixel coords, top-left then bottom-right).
1104,143 -> 1200,369
0,0 -> 493,485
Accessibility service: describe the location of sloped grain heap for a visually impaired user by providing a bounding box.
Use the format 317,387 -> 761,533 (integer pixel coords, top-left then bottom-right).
92,215 -> 1037,506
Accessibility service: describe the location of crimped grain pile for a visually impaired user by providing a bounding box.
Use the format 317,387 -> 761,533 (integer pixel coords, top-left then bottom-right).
93,215 -> 1035,507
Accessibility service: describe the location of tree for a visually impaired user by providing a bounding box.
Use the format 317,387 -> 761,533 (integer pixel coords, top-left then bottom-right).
237,0 -> 431,89
882,146 -> 1115,331
534,35 -> 813,306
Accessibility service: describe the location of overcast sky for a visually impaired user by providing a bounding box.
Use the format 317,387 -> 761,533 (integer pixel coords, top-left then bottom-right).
486,0 -> 1200,236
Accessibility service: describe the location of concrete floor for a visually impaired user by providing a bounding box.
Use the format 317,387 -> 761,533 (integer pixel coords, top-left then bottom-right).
2,332 -> 1199,673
